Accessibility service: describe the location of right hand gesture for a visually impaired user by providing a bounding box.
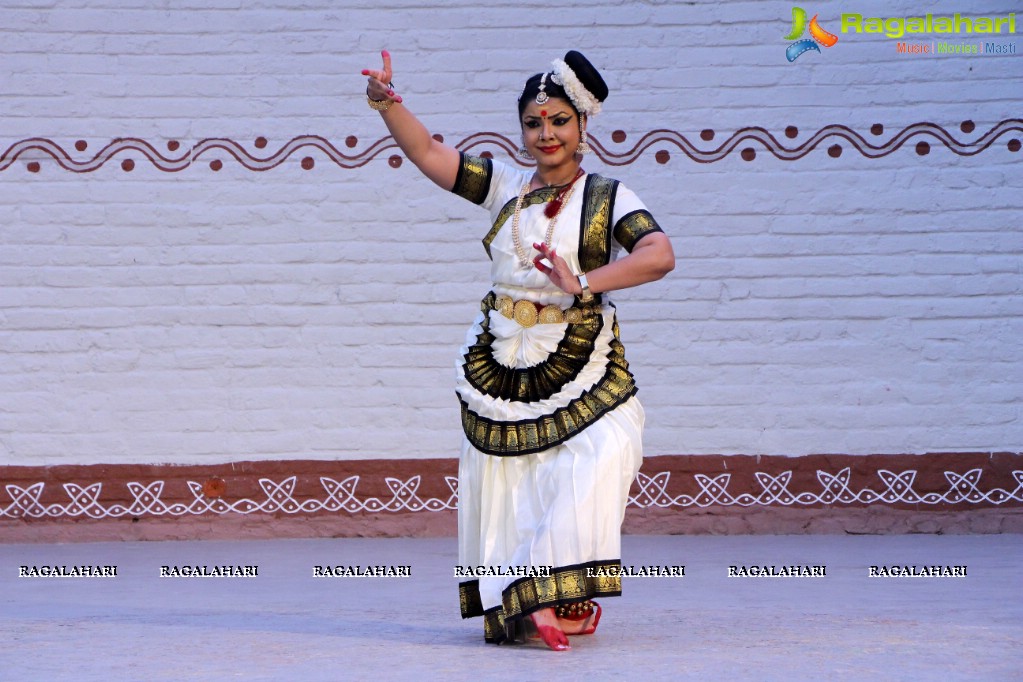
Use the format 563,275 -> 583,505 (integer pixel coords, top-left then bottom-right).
361,50 -> 403,105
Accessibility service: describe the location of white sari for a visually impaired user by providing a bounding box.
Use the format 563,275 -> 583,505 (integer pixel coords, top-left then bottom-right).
451,155 -> 660,643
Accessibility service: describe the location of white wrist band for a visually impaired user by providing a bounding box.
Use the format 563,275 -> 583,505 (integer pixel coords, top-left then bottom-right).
578,273 -> 593,302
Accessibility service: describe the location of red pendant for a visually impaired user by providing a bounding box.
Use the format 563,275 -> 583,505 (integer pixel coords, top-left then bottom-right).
543,168 -> 583,219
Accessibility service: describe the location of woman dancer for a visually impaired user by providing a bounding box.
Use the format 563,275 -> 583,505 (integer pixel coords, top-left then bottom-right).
361,49 -> 674,650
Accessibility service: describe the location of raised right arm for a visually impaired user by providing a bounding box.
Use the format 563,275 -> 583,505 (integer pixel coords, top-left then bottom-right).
362,50 -> 462,192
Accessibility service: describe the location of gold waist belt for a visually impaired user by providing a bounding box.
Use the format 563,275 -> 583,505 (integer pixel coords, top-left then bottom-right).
495,294 -> 597,328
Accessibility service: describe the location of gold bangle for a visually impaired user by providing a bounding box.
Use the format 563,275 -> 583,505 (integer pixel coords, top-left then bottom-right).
367,96 -> 394,112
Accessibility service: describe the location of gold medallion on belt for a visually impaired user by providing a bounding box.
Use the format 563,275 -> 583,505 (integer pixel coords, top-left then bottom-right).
495,295 -> 588,328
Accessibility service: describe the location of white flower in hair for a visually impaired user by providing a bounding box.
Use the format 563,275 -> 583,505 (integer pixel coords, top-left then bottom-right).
551,58 -> 602,117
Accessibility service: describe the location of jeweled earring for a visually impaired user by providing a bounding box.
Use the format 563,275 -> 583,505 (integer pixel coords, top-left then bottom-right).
577,117 -> 592,155
518,140 -> 533,159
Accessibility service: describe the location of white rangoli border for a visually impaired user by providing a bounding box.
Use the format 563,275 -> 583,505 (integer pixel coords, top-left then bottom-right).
2,468 -> 1022,520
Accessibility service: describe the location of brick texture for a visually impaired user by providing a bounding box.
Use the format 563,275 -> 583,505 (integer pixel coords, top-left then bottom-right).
0,1 -> 1020,467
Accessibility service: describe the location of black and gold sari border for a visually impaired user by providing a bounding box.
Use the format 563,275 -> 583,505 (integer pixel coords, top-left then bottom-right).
459,336 -> 637,457
459,560 -> 625,643
578,174 -> 619,274
461,291 -> 604,403
459,578 -> 484,619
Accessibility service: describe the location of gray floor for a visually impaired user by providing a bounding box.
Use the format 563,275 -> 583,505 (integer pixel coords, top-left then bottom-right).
2,534 -> 1020,681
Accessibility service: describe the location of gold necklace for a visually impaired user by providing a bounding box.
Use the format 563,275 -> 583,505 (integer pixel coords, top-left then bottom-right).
510,170 -> 584,269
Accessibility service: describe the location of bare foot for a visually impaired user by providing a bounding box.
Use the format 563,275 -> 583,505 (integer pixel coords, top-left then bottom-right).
529,607 -> 570,651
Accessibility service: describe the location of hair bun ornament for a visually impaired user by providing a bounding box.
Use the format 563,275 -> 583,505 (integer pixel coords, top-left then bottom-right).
564,51 -> 609,101
551,50 -> 608,117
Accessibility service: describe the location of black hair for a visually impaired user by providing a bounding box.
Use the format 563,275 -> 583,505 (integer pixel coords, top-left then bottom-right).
517,50 -> 609,118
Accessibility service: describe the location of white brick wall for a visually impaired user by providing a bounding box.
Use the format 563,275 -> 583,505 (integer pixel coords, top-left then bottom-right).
1,0 -> 1020,465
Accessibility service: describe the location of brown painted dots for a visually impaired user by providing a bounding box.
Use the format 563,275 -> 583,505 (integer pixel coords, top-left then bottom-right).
75,140 -> 88,152
432,134 -> 444,143
121,159 -> 135,172
915,141 -> 930,156
612,130 -> 627,143
700,129 -> 715,141
741,148 -> 756,161
871,124 -> 884,136
655,150 -> 670,164
301,157 -> 315,170
209,159 -> 223,171
27,161 -> 40,173
255,137 -> 268,149
167,140 -> 180,152
345,135 -> 358,148
388,155 -> 403,168
480,151 -> 494,159
960,120 -> 975,134
785,126 -> 799,139
828,144 -> 842,158
1007,139 -> 1021,152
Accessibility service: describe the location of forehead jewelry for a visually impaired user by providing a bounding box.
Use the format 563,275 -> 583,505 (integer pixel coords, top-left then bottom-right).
535,72 -> 549,105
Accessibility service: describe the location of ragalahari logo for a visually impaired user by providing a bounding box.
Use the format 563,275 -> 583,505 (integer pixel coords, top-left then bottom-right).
784,7 -> 839,61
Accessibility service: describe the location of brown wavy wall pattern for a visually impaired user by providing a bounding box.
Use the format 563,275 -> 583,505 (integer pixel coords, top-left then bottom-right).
2,120 -> 1020,173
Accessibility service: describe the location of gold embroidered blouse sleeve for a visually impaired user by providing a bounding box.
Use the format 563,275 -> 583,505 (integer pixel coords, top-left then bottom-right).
450,153 -> 494,205
613,210 -> 664,253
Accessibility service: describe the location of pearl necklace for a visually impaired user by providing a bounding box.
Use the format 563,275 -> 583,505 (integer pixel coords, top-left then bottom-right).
510,170 -> 584,269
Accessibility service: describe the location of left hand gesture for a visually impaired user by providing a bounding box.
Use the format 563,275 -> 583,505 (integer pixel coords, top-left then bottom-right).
361,50 -> 403,104
532,242 -> 582,296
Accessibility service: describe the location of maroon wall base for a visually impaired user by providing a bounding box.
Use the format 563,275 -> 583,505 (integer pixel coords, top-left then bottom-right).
2,453 -> 1021,542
